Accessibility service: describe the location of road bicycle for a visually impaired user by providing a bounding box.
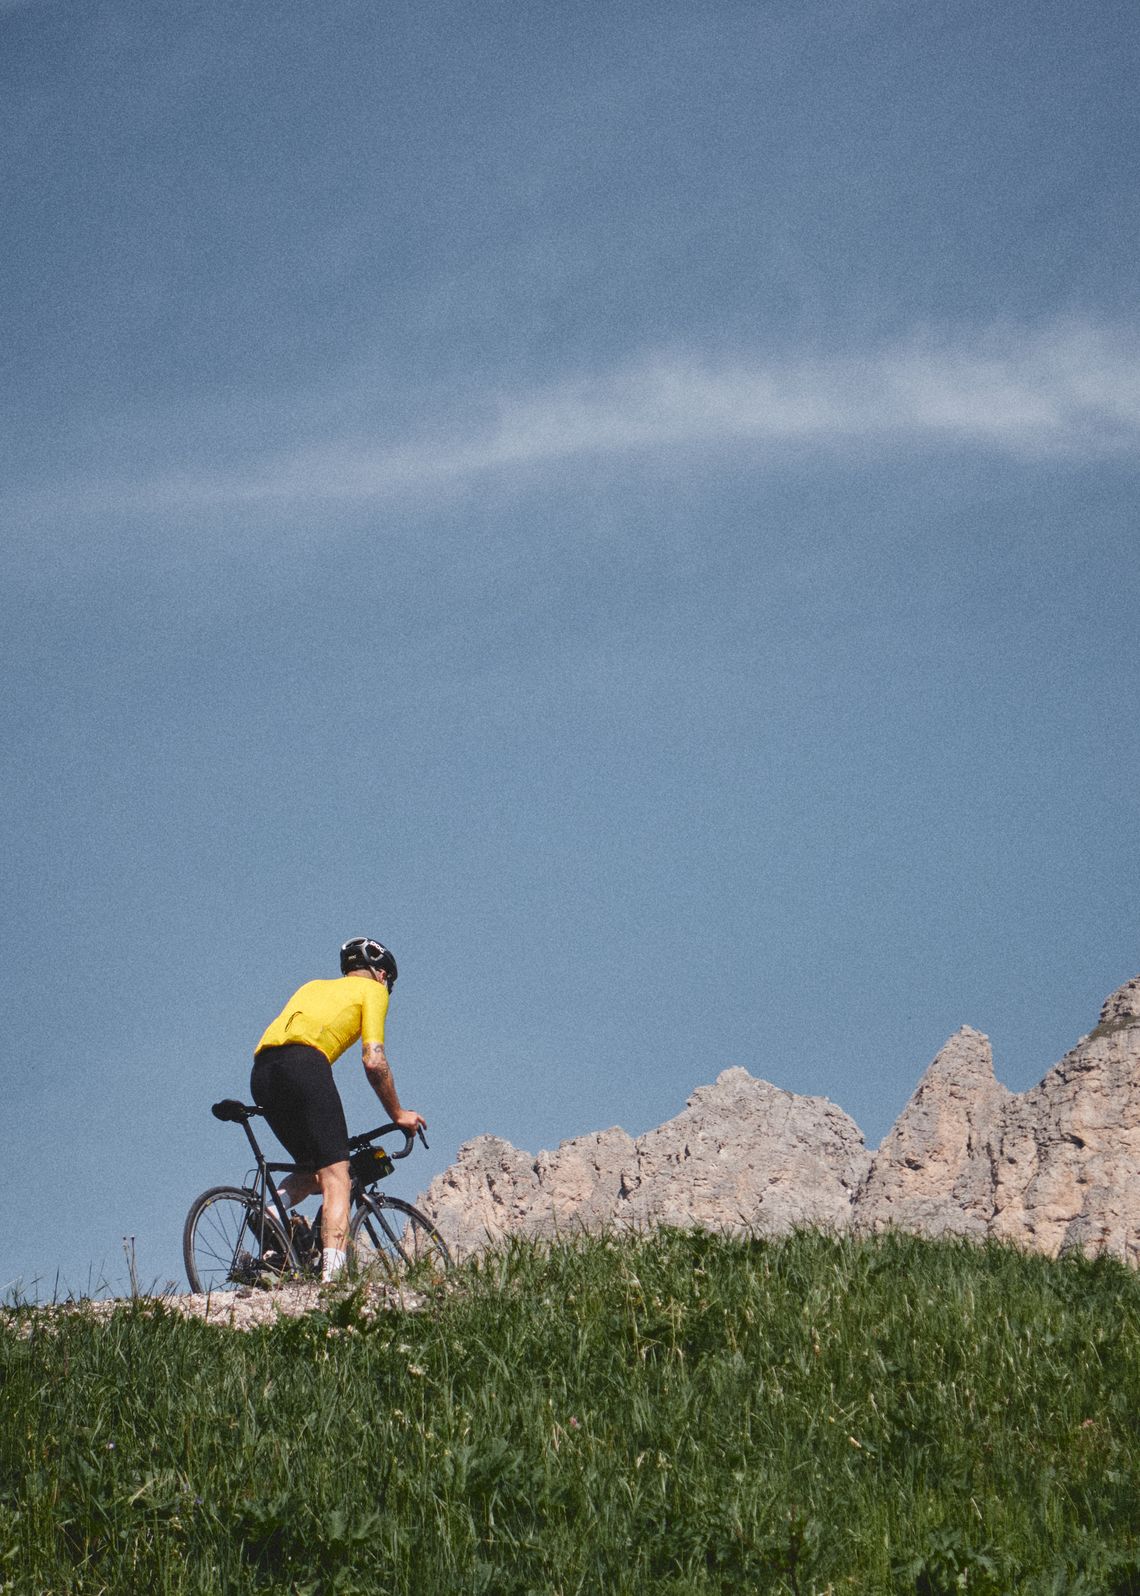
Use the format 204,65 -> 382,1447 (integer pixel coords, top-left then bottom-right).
182,1099 -> 451,1293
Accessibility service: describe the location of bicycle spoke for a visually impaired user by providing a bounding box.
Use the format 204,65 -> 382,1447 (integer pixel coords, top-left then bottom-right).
367,1204 -> 413,1264
183,1188 -> 289,1293
349,1194 -> 451,1284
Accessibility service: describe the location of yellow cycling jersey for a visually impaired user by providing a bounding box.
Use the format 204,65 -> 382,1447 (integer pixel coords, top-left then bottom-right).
255,975 -> 388,1065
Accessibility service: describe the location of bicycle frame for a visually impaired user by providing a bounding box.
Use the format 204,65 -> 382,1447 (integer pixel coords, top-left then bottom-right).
209,1100 -> 425,1274
187,1102 -> 445,1293
225,1108 -> 307,1270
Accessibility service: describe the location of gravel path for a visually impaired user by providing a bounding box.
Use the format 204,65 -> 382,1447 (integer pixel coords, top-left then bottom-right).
3,1278 -> 432,1334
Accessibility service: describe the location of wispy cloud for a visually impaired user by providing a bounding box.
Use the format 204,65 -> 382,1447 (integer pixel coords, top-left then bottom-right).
14,321 -> 1140,521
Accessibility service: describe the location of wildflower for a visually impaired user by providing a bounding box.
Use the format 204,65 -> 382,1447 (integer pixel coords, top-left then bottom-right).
407,1363 -> 426,1378
568,1417 -> 581,1430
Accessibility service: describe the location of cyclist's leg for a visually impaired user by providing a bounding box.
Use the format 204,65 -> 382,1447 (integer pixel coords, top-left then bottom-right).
251,1043 -> 348,1226
315,1159 -> 351,1276
251,1043 -> 351,1279
276,1169 -> 319,1211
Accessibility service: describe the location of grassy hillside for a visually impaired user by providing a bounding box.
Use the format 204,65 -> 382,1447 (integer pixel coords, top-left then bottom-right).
3,1229 -> 1140,1594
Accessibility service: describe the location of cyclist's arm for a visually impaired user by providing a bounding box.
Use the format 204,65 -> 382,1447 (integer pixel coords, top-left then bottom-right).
362,1042 -> 426,1133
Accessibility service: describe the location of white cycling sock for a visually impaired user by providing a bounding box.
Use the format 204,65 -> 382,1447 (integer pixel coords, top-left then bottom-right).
322,1247 -> 347,1283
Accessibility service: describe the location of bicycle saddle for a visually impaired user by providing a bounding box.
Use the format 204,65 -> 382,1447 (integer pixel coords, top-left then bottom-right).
211,1099 -> 261,1122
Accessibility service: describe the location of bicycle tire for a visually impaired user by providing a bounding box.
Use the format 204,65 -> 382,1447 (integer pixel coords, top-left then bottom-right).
183,1185 -> 290,1293
349,1194 -> 452,1284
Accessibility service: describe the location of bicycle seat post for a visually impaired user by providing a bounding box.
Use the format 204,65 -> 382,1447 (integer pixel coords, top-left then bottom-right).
238,1116 -> 266,1166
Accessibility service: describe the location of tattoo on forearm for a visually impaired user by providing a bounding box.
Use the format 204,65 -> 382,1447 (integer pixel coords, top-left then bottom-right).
363,1044 -> 397,1113
363,1042 -> 389,1077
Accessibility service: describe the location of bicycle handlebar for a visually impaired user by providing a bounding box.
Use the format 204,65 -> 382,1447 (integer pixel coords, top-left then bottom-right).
347,1121 -> 428,1158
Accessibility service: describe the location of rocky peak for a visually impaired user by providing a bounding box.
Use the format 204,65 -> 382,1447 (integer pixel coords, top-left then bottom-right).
616,1068 -> 870,1236
853,1027 -> 1011,1239
419,1066 -> 869,1257
1095,976 -> 1140,1031
918,1026 -> 998,1087
418,975 -> 1140,1265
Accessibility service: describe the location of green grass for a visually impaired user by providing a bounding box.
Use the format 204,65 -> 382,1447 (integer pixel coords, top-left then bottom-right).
3,1229 -> 1140,1594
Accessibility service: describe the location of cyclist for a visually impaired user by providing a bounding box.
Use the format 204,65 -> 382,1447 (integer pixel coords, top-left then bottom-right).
251,937 -> 426,1282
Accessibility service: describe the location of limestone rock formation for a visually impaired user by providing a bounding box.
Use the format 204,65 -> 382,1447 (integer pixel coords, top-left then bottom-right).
852,1028 -> 1012,1241
418,1069 -> 869,1258
423,1127 -> 635,1257
856,977 -> 1140,1262
616,1069 -> 870,1235
417,975 -> 1140,1263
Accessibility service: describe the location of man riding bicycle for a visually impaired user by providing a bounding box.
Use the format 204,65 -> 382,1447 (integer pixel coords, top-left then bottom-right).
251,937 -> 426,1282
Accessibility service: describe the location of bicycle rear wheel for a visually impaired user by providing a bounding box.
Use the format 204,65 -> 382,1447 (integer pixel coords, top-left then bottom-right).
349,1195 -> 451,1284
183,1186 -> 289,1293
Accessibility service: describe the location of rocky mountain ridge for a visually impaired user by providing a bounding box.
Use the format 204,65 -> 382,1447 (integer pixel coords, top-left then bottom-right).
420,975 -> 1140,1264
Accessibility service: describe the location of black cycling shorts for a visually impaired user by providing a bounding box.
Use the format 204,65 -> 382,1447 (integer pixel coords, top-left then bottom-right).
250,1043 -> 350,1172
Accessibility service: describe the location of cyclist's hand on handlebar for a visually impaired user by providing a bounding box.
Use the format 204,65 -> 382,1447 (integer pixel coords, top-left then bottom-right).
394,1108 -> 427,1134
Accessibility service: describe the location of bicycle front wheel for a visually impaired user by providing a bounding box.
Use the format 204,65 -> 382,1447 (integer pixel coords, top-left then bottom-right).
349,1195 -> 452,1285
183,1186 -> 289,1293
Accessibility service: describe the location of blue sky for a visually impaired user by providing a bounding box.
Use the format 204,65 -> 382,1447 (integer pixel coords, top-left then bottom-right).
3,0 -> 1138,1297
